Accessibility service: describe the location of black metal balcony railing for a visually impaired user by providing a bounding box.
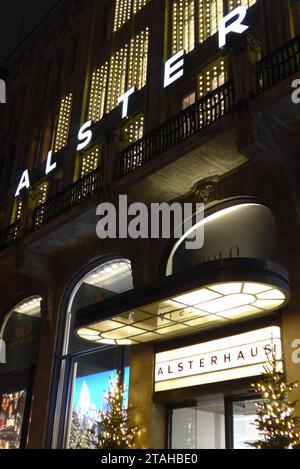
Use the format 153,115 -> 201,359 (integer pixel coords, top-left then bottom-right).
0,220 -> 21,251
32,165 -> 104,230
120,81 -> 234,177
257,34 -> 300,92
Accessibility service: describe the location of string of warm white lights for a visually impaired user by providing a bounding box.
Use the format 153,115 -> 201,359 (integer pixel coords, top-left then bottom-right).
172,0 -> 195,55
81,146 -> 101,178
88,63 -> 109,123
32,182 -> 48,227
113,0 -> 149,32
54,93 -> 73,152
228,0 -> 256,11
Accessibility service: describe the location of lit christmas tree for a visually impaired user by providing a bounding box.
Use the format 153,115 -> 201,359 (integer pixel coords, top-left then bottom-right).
91,373 -> 139,449
249,353 -> 300,449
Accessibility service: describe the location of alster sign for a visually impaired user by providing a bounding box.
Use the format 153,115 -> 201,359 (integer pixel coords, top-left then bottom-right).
15,6 -> 249,197
155,326 -> 282,392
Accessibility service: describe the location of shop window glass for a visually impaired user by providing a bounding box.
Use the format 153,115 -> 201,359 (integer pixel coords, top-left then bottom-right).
0,297 -> 42,449
65,258 -> 134,355
67,349 -> 130,449
232,398 -> 262,449
53,258 -> 133,449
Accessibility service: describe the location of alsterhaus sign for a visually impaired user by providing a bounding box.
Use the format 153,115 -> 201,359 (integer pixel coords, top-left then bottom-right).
155,326 -> 282,392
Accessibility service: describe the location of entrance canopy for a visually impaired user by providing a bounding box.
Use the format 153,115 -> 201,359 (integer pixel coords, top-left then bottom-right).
75,258 -> 289,345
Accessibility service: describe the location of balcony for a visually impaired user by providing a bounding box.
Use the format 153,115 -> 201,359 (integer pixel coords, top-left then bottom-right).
120,81 -> 234,176
257,34 -> 300,93
32,165 -> 104,231
0,221 -> 22,251
1,35 -> 300,253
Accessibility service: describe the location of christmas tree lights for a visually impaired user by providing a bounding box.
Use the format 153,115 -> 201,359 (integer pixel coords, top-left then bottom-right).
249,353 -> 300,449
91,373 -> 140,449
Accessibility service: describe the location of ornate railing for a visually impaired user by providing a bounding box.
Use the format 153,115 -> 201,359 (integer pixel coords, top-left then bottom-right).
0,220 -> 21,250
32,165 -> 104,230
120,81 -> 234,176
257,34 -> 300,92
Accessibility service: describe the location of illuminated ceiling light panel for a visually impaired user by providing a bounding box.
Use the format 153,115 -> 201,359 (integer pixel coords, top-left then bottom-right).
77,280 -> 289,345
174,289 -> 221,306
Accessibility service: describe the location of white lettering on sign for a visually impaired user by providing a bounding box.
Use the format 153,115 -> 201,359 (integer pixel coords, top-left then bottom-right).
118,87 -> 136,118
13,7 -> 251,197
45,150 -> 57,176
15,170 -> 30,197
218,6 -> 249,48
164,50 -> 185,88
77,120 -> 93,151
155,326 -> 282,392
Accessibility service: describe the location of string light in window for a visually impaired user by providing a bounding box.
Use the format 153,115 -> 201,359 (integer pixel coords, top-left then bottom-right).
114,0 -> 149,32
88,63 -> 108,123
128,28 -> 149,90
199,0 -> 224,44
172,0 -> 195,55
54,93 -> 72,152
32,182 -> 48,228
124,114 -> 144,145
81,147 -> 101,178
228,0 -> 256,11
197,59 -> 226,98
106,45 -> 128,113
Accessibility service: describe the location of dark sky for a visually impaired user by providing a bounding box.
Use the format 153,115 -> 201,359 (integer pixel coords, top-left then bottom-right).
0,0 -> 60,64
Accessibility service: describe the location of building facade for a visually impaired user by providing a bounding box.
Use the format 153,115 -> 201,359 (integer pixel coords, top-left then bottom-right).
0,0 -> 300,449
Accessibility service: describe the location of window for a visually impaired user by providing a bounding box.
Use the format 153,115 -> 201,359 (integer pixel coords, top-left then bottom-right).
197,58 -> 227,98
30,182 -> 48,229
106,28 -> 149,114
182,90 -> 196,109
114,0 -> 149,32
80,146 -> 102,178
11,197 -> 23,224
106,45 -> 129,114
199,0 -> 224,43
228,0 -> 256,10
0,296 -> 42,449
88,63 -> 109,123
172,0 -> 195,54
124,114 -> 144,146
54,93 -> 73,152
128,28 -> 149,90
52,259 -> 134,448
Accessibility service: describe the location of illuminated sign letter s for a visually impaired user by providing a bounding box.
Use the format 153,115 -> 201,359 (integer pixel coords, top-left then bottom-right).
77,120 -> 93,151
218,6 -> 249,48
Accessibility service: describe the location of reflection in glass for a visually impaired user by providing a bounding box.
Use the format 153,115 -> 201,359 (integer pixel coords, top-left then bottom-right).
232,399 -> 262,449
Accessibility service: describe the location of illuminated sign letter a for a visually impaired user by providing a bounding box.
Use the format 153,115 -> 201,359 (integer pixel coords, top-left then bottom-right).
218,6 -> 249,48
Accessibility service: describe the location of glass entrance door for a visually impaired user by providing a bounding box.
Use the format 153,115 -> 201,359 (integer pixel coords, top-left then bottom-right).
170,400 -> 226,449
169,396 -> 261,449
231,398 -> 262,449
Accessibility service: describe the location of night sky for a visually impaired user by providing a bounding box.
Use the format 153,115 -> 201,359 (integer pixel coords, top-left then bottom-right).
0,0 -> 60,64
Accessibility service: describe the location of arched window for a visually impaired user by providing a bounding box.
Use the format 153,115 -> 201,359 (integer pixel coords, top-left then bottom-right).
52,258 -> 133,449
0,296 -> 42,449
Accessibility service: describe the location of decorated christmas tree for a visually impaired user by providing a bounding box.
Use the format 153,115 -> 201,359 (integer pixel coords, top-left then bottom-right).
91,373 -> 139,449
249,353 -> 300,449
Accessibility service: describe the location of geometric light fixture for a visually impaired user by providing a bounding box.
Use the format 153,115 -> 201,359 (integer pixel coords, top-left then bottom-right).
77,280 -> 288,346
14,296 -> 42,317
